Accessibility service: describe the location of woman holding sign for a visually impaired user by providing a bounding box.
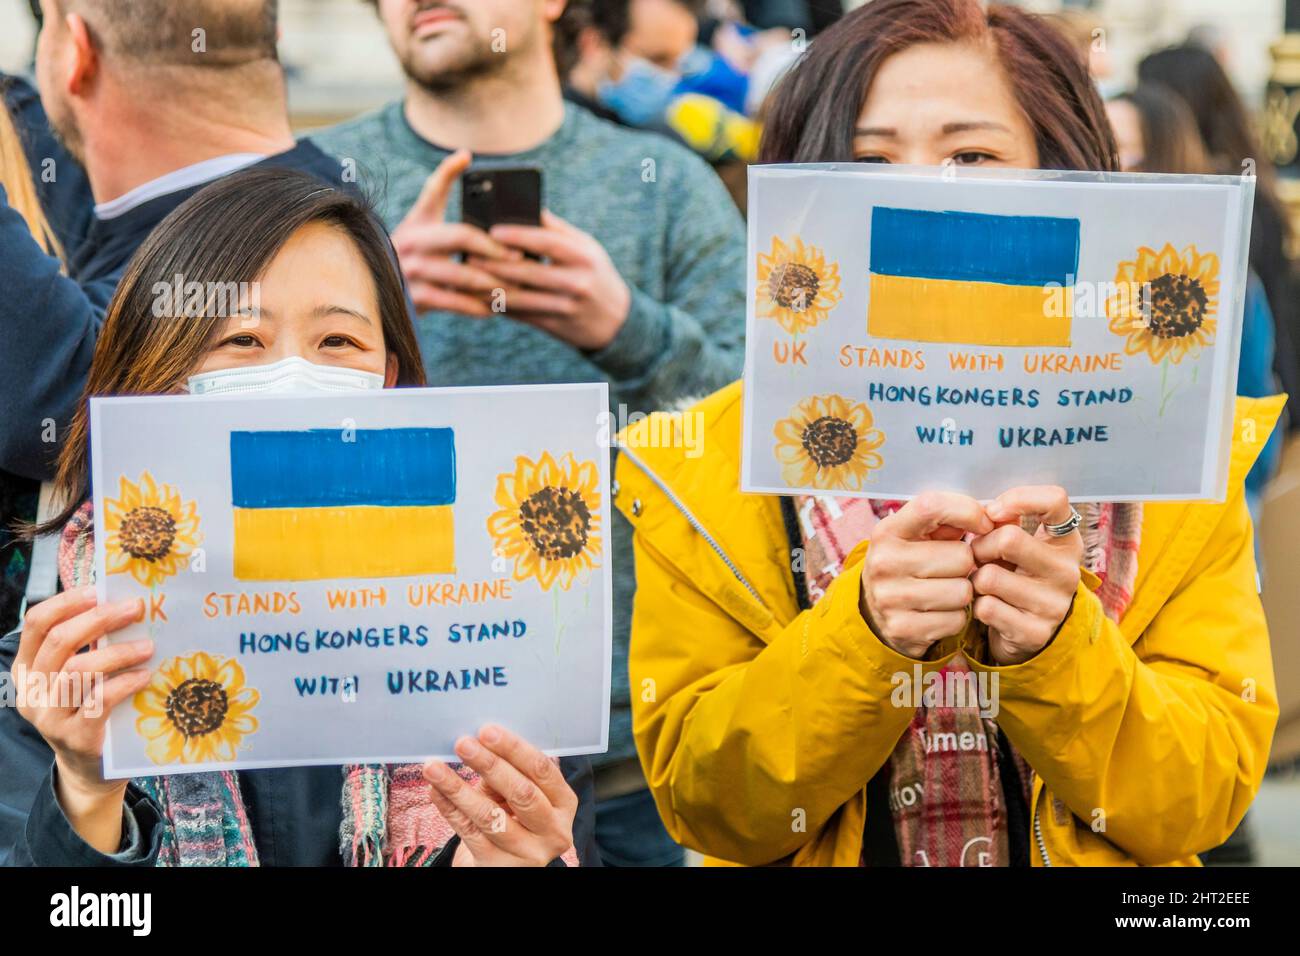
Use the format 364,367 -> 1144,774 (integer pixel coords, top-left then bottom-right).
619,0 -> 1284,866
0,169 -> 596,867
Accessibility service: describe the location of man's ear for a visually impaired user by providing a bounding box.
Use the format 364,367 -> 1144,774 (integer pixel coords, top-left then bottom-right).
384,352 -> 400,387
65,14 -> 98,96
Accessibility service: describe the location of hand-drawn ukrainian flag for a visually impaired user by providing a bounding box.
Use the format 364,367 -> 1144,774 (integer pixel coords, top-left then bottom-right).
868,206 -> 1080,347
230,428 -> 456,581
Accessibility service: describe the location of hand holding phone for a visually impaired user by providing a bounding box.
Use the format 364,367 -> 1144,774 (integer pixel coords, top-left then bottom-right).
390,150 -> 520,316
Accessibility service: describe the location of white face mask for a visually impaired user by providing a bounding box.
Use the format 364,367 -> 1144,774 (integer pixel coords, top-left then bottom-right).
186,356 -> 385,397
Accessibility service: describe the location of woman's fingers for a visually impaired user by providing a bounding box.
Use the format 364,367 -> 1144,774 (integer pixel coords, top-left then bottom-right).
29,598 -> 144,678
972,563 -> 1056,617
878,491 -> 993,542
986,485 -> 1083,555
61,639 -> 154,680
876,609 -> 969,647
33,641 -> 155,723
423,772 -> 495,857
421,764 -> 512,837
972,525 -> 1079,589
986,484 -> 1072,526
423,760 -> 524,854
453,736 -> 555,835
14,586 -> 97,672
80,668 -> 153,726
974,595 -> 1052,647
475,724 -> 575,814
100,668 -> 153,710
871,575 -> 973,613
866,538 -> 974,581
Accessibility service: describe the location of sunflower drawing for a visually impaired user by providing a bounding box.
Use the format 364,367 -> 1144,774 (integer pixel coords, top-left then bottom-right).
103,472 -> 201,588
775,394 -> 885,491
755,235 -> 843,335
134,652 -> 259,765
487,452 -> 602,592
1106,243 -> 1219,364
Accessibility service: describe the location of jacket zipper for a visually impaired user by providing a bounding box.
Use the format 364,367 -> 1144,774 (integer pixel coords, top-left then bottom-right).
1032,788 -> 1052,867
619,447 -> 768,608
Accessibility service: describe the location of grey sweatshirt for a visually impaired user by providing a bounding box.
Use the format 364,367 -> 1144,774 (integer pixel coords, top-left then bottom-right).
313,101 -> 747,768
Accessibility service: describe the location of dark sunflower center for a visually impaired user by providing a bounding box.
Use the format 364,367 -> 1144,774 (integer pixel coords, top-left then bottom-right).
519,486 -> 591,561
118,506 -> 177,561
1142,273 -> 1208,339
802,416 -> 858,468
165,678 -> 228,737
769,262 -> 820,312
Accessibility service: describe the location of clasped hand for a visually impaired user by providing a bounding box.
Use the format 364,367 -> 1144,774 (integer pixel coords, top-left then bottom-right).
859,486 -> 1084,666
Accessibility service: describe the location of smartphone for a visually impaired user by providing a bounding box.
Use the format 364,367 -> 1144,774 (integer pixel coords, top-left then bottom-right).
461,166 -> 543,233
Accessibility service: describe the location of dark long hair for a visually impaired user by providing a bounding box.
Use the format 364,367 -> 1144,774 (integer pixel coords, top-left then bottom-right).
36,168 -> 426,534
1139,44 -> 1300,404
1138,46 -> 1273,182
1111,84 -> 1210,175
758,0 -> 1119,172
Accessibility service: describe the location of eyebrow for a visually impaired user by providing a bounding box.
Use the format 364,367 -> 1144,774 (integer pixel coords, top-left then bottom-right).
854,121 -> 1012,137
236,305 -> 375,326
309,304 -> 374,326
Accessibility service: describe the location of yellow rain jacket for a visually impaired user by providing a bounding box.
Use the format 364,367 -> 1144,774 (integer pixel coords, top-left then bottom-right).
615,381 -> 1284,867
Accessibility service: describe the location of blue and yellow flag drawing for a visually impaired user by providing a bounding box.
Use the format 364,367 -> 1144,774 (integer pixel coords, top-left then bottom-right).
868,206 -> 1081,347
230,428 -> 456,581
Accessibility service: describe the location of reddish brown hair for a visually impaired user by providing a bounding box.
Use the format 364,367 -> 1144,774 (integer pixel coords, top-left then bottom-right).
758,0 -> 1118,172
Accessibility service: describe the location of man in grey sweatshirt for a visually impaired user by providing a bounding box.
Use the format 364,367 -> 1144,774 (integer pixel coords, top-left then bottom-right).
313,0 -> 747,866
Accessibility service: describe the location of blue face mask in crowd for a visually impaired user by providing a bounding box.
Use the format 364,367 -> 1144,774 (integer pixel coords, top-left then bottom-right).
598,56 -> 680,127
186,355 -> 385,396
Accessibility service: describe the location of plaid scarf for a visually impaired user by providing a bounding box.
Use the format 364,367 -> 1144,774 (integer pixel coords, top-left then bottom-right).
793,496 -> 1141,867
60,501 -> 578,867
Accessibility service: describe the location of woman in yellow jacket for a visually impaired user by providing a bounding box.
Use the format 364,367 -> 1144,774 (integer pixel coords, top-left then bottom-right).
616,0 -> 1284,867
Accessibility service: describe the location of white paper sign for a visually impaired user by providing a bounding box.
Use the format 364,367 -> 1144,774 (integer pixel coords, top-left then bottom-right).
90,384 -> 612,778
742,164 -> 1255,501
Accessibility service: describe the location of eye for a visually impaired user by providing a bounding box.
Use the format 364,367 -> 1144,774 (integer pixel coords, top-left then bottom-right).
321,334 -> 360,349
854,155 -> 890,164
951,150 -> 997,166
219,333 -> 261,349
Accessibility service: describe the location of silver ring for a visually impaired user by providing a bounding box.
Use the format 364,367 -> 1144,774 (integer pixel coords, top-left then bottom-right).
1043,507 -> 1082,537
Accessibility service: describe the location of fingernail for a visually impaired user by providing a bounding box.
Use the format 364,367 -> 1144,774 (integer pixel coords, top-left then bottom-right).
423,760 -> 446,781
480,724 -> 501,744
455,737 -> 479,759
79,585 -> 97,599
134,639 -> 154,655
986,504 -> 1005,521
